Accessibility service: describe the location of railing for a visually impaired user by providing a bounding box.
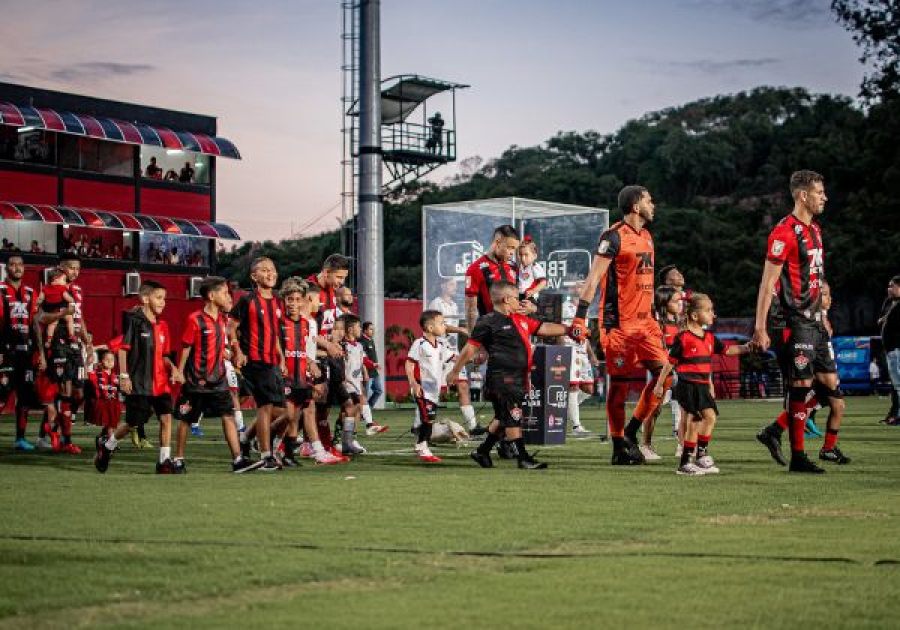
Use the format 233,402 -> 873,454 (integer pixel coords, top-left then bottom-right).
381,122 -> 456,161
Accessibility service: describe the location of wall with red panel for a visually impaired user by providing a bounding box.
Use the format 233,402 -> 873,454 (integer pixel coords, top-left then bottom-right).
62,179 -> 134,212
0,171 -> 57,204
140,188 -> 210,222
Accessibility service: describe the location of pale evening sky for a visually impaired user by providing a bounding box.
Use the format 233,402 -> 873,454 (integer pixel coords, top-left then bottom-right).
0,0 -> 863,242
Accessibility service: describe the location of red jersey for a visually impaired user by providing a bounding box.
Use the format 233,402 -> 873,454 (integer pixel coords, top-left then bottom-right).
41,284 -> 71,310
120,310 -> 172,396
596,221 -> 655,330
766,213 -> 824,324
279,315 -> 309,385
306,274 -> 337,313
232,290 -> 283,365
89,369 -> 120,400
660,317 -> 680,348
465,254 -> 518,316
0,281 -> 38,350
181,309 -> 228,392
667,329 -> 726,385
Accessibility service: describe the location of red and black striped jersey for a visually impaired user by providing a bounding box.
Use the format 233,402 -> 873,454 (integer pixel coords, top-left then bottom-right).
660,317 -> 680,348
181,309 -> 228,392
464,254 -> 518,316
232,290 -> 283,365
89,369 -> 119,400
306,274 -> 337,314
279,315 -> 309,385
667,329 -> 726,384
766,213 -> 824,324
0,281 -> 38,349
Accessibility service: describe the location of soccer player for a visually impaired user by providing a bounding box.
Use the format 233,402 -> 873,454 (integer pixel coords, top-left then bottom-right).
464,224 -> 521,331
175,276 -> 263,473
447,280 -> 570,470
0,254 -> 41,451
571,185 -> 672,465
406,310 -> 458,463
655,294 -> 752,475
231,257 -> 286,471
751,170 -> 847,474
94,281 -> 184,474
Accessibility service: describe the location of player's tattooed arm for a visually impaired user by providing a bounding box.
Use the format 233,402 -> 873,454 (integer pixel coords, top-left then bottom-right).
465,295 -> 478,334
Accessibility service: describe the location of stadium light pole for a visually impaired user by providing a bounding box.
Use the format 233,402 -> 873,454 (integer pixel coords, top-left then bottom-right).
357,0 -> 385,408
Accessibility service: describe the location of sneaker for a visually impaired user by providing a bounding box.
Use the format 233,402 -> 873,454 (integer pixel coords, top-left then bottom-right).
676,462 -> 706,476
887,417 -> 900,426
13,438 -> 35,452
60,443 -> 82,455
470,450 -> 493,468
756,426 -> 787,466
571,425 -> 591,435
819,446 -> 851,465
517,457 -> 548,470
365,423 -> 389,436
279,453 -> 301,468
35,436 -> 53,450
696,454 -> 720,474
138,438 -> 153,450
470,424 -> 488,437
639,444 -> 661,461
130,428 -> 140,448
418,451 -> 443,464
93,435 -> 113,473
49,431 -> 60,451
259,455 -> 280,472
300,441 -> 315,458
611,448 -> 644,465
232,457 -> 265,474
623,436 -> 645,463
329,446 -> 348,460
156,459 -> 176,474
190,425 -> 204,438
314,451 -> 346,465
788,452 -> 826,474
172,460 -> 187,474
342,441 -> 366,456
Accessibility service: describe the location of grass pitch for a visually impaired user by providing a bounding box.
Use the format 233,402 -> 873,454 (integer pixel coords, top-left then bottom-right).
1,397 -> 899,629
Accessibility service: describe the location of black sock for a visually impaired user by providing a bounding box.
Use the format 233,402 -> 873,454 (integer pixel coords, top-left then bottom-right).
612,436 -> 625,451
137,423 -> 147,440
514,438 -> 530,461
624,417 -> 642,441
478,431 -> 500,455
282,436 -> 296,456
680,444 -> 695,467
417,422 -> 433,444
769,421 -> 784,437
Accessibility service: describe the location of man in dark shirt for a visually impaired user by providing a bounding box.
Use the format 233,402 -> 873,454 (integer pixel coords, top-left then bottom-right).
179,161 -> 195,183
879,275 -> 900,424
447,281 -> 569,470
145,157 -> 162,179
360,321 -> 382,407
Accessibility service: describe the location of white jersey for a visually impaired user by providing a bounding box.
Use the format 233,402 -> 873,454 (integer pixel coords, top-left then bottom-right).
342,339 -> 366,396
518,262 -> 546,295
407,336 -> 457,403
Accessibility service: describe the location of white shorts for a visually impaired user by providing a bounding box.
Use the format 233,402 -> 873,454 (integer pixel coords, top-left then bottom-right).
569,344 -> 594,385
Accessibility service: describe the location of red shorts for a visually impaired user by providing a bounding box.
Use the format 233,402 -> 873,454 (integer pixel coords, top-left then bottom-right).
35,372 -> 59,406
92,398 -> 122,429
600,325 -> 668,376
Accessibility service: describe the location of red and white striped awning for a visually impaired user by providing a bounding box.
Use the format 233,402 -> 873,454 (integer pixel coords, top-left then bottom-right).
0,101 -> 240,159
0,202 -> 240,240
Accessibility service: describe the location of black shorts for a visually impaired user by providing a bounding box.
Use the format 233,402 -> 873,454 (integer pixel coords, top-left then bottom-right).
328,383 -> 360,407
48,340 -> 85,386
673,380 -> 718,416
175,389 -> 234,423
241,361 -> 285,407
0,350 -> 39,408
488,384 -> 526,429
310,360 -> 328,386
414,396 -> 438,424
778,321 -> 836,382
124,394 -> 173,427
285,382 -> 312,408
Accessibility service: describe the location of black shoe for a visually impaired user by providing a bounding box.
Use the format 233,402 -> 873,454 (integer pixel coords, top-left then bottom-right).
232,456 -> 265,474
789,452 -> 826,474
93,435 -> 112,474
156,458 -> 176,474
239,439 -> 251,459
280,454 -> 300,468
517,457 -> 548,470
497,440 -> 518,460
470,451 -> 493,468
172,459 -> 187,474
622,436 -> 645,464
470,424 -> 488,437
610,448 -> 643,466
756,426 -> 787,466
259,456 -> 280,472
819,446 -> 851,465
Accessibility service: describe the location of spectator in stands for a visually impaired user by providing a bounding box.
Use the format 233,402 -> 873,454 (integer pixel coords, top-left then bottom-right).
63,234 -> 76,253
30,240 -> 43,254
179,161 -> 195,184
879,275 -> 900,424
164,169 -> 178,181
145,157 -> 162,179
166,247 -> 180,265
1,239 -> 10,251
111,244 -> 122,260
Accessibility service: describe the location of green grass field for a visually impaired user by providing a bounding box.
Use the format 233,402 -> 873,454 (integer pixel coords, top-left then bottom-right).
1,397 -> 899,629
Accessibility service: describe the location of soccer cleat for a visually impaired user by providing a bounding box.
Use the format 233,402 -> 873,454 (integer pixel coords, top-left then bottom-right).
805,418 -> 823,438
819,446 -> 851,465
611,448 -> 644,466
695,454 -> 720,474
365,423 -> 389,436
315,451 -> 347,465
676,463 -> 706,476
470,451 -> 493,468
886,417 -> 900,426
517,457 -> 548,470
35,436 -> 53,450
138,438 -> 153,450
300,441 -> 315,457
571,425 -> 591,435
172,460 -> 187,474
259,456 -> 280,472
470,424 -> 488,437
156,459 -> 176,474
130,428 -> 141,448
788,452 -> 826,474
93,436 -> 113,473
418,452 -> 443,464
623,436 -> 645,464
279,454 -> 301,468
756,426 -> 787,466
49,431 -> 60,451
639,444 -> 661,461
60,443 -> 82,455
190,425 -> 204,438
343,441 -> 367,456
232,457 -> 265,474
13,438 -> 35,452
328,446 -> 348,460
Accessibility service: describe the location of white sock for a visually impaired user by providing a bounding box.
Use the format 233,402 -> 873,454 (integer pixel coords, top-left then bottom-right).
233,409 -> 244,430
105,435 -> 119,450
577,390 -> 590,405
159,446 -> 170,463
233,455 -> 242,464
343,417 -> 356,444
568,391 -> 581,428
415,441 -> 431,455
312,440 -> 325,455
361,405 -> 373,425
191,422 -> 200,429
670,400 -> 681,432
460,404 -> 476,429
273,437 -> 282,451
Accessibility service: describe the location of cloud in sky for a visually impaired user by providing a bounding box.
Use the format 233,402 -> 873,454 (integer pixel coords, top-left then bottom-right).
646,57 -> 783,75
48,62 -> 156,83
689,0 -> 834,26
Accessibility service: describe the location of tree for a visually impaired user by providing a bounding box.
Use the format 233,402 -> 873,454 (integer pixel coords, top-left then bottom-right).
832,0 -> 900,101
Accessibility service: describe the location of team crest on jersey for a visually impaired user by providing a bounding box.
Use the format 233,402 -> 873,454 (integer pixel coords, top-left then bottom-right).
794,354 -> 809,370
771,240 -> 785,256
614,357 -> 625,368
510,406 -> 523,421
794,225 -> 804,235
179,401 -> 192,416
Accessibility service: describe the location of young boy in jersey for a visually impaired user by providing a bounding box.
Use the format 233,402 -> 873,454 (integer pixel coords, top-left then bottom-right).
231,257 -> 286,472
655,293 -> 752,475
406,310 -> 458,463
448,280 -> 570,470
337,313 -> 368,456
175,276 -> 263,474
94,281 -> 184,474
88,348 -> 121,439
